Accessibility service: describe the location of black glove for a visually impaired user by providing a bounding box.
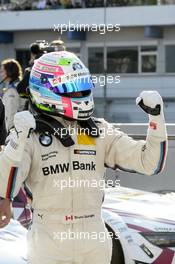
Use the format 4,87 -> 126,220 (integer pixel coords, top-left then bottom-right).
0,99 -> 7,145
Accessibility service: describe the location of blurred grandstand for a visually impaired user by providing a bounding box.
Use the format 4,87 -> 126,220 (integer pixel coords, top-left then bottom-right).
1,0 -> 175,11
0,0 -> 175,122
0,0 -> 126,11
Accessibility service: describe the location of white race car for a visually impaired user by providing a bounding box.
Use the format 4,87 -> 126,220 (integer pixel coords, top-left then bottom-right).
0,220 -> 27,264
0,188 -> 30,264
103,187 -> 175,264
1,187 -> 175,264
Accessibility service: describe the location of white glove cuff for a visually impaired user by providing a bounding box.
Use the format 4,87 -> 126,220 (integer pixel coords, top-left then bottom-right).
148,113 -> 167,139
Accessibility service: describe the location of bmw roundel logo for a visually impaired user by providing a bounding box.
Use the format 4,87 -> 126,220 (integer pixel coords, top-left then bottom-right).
39,133 -> 52,147
72,62 -> 83,70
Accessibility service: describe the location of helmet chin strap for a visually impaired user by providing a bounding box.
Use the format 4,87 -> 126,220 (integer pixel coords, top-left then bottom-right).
50,113 -> 75,123
34,113 -> 75,147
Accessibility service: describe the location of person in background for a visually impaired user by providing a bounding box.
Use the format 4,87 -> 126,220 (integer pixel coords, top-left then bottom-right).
47,0 -> 61,9
60,0 -> 72,8
50,39 -> 66,51
17,40 -> 65,100
0,98 -> 7,149
0,59 -> 24,132
17,42 -> 44,100
29,42 -> 45,67
70,0 -> 82,7
37,0 -> 47,10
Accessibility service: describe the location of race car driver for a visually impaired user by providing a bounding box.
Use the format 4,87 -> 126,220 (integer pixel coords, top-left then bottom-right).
0,59 -> 25,132
0,51 -> 167,264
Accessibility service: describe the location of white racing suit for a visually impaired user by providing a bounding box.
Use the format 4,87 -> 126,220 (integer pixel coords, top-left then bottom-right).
0,116 -> 167,264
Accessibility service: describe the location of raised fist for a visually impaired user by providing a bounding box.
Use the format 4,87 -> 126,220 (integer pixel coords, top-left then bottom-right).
136,91 -> 163,116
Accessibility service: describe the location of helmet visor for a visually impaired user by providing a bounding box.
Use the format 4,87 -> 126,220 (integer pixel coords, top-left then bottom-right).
52,76 -> 94,94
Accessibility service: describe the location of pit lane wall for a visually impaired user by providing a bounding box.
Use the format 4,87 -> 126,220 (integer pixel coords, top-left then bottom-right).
106,123 -> 175,192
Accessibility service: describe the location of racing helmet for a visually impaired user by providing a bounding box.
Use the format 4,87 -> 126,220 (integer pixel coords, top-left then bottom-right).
29,51 -> 95,120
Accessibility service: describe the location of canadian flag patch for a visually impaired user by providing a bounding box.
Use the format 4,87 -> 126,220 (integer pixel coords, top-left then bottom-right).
150,121 -> 157,130
65,215 -> 74,221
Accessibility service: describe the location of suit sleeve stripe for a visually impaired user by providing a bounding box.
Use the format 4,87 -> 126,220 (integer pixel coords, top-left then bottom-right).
153,141 -> 166,175
6,167 -> 18,199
